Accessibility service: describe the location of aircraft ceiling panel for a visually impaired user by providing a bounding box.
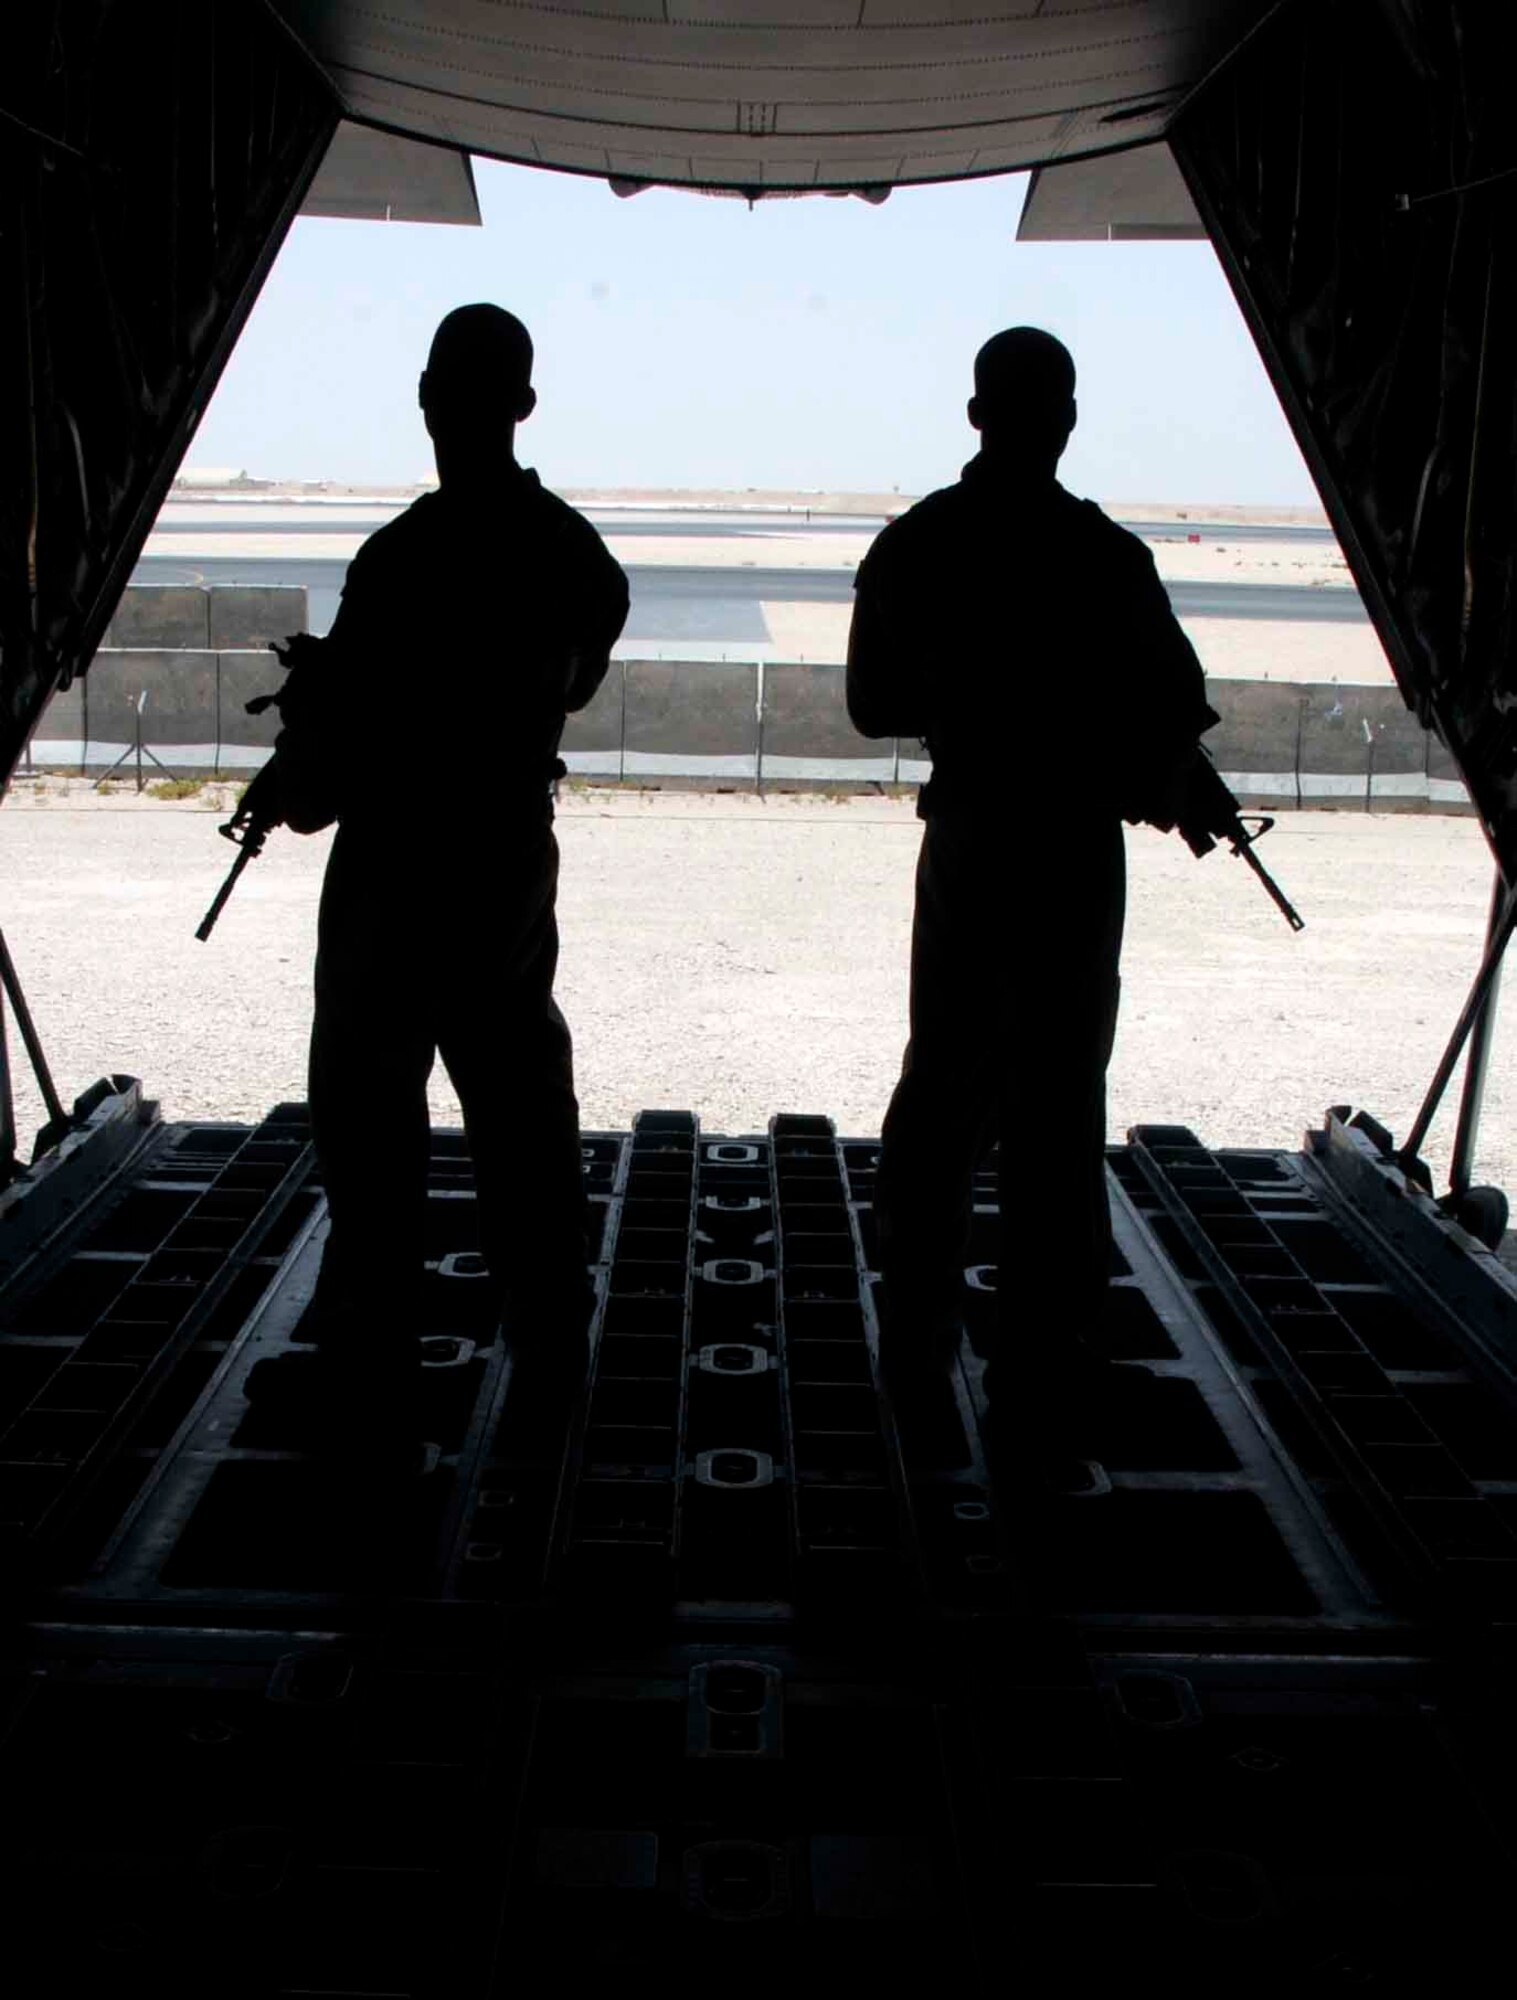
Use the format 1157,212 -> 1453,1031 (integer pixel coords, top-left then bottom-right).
860,2 -> 1043,20
665,2 -> 869,21
894,150 -> 991,180
329,63 -> 1082,182
271,1 -> 1274,190
288,14 -> 1228,96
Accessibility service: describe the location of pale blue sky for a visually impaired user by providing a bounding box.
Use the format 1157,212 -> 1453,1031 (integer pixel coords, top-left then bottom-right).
193,156 -> 1317,506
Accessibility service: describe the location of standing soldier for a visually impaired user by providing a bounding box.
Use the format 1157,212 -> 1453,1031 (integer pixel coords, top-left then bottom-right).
846,327 -> 1215,1483
278,304 -> 629,1465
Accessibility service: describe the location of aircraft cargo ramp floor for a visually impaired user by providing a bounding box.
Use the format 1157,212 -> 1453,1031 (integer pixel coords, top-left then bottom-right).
4,1088 -> 1517,1992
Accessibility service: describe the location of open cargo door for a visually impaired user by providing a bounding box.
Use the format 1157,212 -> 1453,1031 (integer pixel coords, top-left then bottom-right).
1172,0 -> 1517,879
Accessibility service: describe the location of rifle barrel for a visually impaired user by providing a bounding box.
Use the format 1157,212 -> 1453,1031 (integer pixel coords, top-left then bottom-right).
1235,832 -> 1306,931
195,840 -> 258,943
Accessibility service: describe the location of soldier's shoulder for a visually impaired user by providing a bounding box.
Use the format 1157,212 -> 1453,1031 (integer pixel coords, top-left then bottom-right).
526,477 -> 621,558
341,494 -> 436,584
888,482 -> 967,534
1063,492 -> 1155,568
525,474 -> 598,532
860,484 -> 964,567
357,491 -> 435,551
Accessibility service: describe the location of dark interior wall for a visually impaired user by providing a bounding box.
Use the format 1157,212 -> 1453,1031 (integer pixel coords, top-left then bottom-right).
0,1 -> 337,790
1172,0 -> 1517,878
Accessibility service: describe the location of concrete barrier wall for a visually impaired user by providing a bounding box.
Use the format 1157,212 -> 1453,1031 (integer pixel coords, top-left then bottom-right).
100,583 -> 306,652
561,666 -> 625,778
623,659 -> 757,778
1427,727 -> 1468,807
19,588 -> 1476,810
1195,676 -> 1475,812
87,650 -> 219,751
102,587 -> 210,651
42,650 -> 288,772
32,682 -> 85,763
1203,677 -> 1300,800
1361,685 -> 1435,802
27,587 -> 308,774
208,587 -> 308,652
760,663 -> 895,781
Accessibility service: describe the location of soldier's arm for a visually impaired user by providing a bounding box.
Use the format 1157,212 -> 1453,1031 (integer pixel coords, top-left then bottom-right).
272,547 -> 378,833
846,555 -> 929,741
1117,545 -> 1220,827
563,525 -> 631,712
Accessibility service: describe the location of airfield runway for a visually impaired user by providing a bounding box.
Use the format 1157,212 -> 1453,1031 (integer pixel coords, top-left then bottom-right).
134,550 -> 1369,632
0,785 -> 1506,1201
132,495 -> 1392,681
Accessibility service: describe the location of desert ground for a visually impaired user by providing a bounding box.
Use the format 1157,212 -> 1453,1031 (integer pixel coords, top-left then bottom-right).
1,781 -> 1507,1201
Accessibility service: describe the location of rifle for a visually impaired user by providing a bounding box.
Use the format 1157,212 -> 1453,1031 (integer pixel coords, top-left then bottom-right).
1176,750 -> 1305,932
194,763 -> 281,942
194,635 -> 318,942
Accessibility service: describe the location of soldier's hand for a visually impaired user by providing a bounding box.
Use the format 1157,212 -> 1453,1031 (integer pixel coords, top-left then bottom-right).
266,633 -> 333,730
270,632 -> 325,672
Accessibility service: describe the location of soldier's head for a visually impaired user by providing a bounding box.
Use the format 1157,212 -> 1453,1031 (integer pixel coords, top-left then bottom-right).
968,327 -> 1076,472
419,305 -> 537,454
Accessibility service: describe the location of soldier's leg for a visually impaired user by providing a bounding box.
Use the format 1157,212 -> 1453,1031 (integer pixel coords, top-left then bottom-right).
876,1053 -> 991,1354
307,857 -> 435,1377
1071,970 -> 1121,1342
444,999 -> 591,1335
874,816 -> 995,1365
994,823 -> 1126,1453
437,835 -> 592,1346
995,975 -> 1118,1429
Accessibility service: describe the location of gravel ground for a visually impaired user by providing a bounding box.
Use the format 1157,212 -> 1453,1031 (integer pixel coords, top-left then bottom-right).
0,781 -> 1510,1196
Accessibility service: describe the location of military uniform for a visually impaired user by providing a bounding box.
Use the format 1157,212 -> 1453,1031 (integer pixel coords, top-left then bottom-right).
288,468 -> 628,1392
847,454 -> 1214,1442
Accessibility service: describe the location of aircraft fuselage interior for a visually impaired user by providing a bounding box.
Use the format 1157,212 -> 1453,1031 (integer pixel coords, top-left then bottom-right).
3,4 -> 1517,1987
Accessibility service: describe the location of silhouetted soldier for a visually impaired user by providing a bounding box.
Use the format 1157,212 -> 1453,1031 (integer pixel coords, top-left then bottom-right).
281,305 -> 628,1458
847,327 -> 1214,1478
